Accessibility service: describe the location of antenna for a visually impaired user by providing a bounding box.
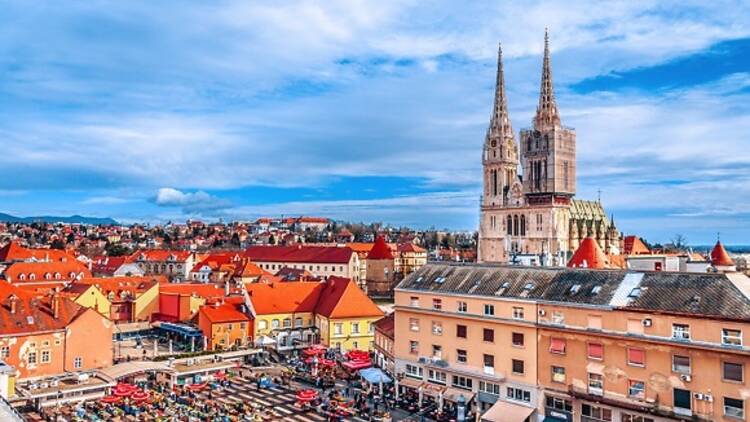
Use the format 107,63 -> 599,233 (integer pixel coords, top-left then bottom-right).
597,189 -> 602,203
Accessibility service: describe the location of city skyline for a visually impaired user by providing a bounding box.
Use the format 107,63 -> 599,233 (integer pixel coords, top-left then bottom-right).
1,2 -> 749,244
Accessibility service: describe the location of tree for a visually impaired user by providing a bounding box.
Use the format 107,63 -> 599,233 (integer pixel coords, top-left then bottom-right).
670,234 -> 688,250
105,243 -> 131,257
50,239 -> 66,250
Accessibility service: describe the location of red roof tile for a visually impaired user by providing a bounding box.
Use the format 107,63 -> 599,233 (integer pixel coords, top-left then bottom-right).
245,245 -> 354,264
367,236 -> 394,260
245,282 -> 324,314
0,282 -> 85,335
0,241 -> 79,263
315,277 -> 383,319
199,302 -> 251,324
710,240 -> 735,267
623,236 -> 650,255
3,261 -> 91,283
568,237 -> 610,269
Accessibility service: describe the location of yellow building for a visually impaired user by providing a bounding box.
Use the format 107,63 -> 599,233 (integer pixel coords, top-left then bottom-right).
64,276 -> 164,323
246,277 -> 383,353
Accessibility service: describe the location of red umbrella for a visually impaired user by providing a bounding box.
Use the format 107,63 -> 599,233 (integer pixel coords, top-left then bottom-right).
214,371 -> 227,380
101,395 -> 121,404
296,389 -> 319,402
188,382 -> 207,392
342,359 -> 371,370
131,390 -> 149,402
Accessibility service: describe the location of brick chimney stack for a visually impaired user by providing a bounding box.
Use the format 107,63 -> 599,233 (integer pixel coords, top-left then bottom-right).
8,294 -> 18,314
52,292 -> 60,319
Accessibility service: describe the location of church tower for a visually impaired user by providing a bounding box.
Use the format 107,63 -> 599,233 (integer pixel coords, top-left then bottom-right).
482,43 -> 519,208
520,29 -> 576,199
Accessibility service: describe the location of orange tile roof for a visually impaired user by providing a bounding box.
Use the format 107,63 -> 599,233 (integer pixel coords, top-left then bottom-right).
315,277 -> 383,319
623,236 -> 650,255
0,241 -> 79,263
0,282 -> 85,335
711,240 -> 735,267
397,243 -> 426,253
245,282 -> 323,314
199,302 -> 251,324
159,283 -> 227,300
367,236 -> 394,260
73,276 -> 163,297
127,249 -> 192,263
568,237 -> 610,269
3,261 -> 91,283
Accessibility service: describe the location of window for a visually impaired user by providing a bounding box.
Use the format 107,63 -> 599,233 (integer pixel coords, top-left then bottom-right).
549,337 -> 566,354
483,328 -> 494,343
479,381 -> 500,396
588,373 -> 603,394
722,328 -> 743,346
27,351 -> 37,365
628,380 -> 645,400
546,396 -> 573,413
484,304 -> 495,316
405,364 -> 422,378
351,322 -> 360,334
456,349 -> 467,364
723,362 -> 744,383
627,348 -> 645,367
582,404 -> 612,421
369,322 -> 374,333
432,344 -> 442,359
409,341 -> 419,354
457,301 -> 467,313
621,415 -> 654,422
431,321 -> 443,336
428,369 -> 447,384
271,319 -> 280,329
74,357 -> 82,369
294,317 -> 303,327
0,346 -> 9,358
452,375 -> 473,390
512,359 -> 524,375
409,318 -> 420,332
512,307 -> 524,319
40,350 -> 50,363
551,366 -> 566,383
673,388 -> 692,413
672,355 -> 691,374
724,397 -> 745,419
283,318 -> 292,327
672,324 -> 690,340
456,324 -> 467,339
587,342 -> 603,360
334,323 -> 343,335
512,332 -> 524,347
507,387 -> 531,403
432,298 -> 442,310
410,296 -> 419,307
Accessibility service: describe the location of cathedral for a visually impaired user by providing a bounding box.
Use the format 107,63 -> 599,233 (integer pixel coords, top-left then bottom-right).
478,31 -> 621,265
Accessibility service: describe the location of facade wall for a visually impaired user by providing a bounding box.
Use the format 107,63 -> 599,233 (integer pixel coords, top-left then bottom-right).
203,320 -> 251,351
323,316 -> 378,352
0,332 -> 66,380
254,255 -> 359,283
133,284 -> 160,321
365,258 -> 395,296
73,286 -> 111,316
64,308 -> 114,373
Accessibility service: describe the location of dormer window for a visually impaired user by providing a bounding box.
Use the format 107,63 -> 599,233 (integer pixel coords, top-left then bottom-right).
18,274 -> 26,281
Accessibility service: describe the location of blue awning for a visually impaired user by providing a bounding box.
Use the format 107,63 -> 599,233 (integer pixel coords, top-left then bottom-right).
359,367 -> 392,384
158,322 -> 203,338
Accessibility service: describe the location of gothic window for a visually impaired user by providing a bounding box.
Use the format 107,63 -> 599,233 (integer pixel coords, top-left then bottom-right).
513,215 -> 519,236
492,170 -> 498,196
507,216 -> 512,235
520,215 -> 526,236
527,137 -> 532,151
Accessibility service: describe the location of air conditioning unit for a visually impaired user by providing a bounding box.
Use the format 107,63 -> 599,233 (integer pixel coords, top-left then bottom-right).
680,374 -> 692,382
693,393 -> 704,400
418,357 -> 429,364
40,382 -> 49,389
704,394 -> 713,403
29,383 -> 38,390
642,318 -> 652,327
76,373 -> 90,383
538,309 -> 546,316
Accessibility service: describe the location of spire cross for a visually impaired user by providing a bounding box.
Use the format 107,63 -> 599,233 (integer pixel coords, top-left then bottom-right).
534,28 -> 561,129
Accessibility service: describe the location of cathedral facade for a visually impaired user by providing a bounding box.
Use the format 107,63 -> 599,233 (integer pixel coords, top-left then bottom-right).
478,31 -> 621,265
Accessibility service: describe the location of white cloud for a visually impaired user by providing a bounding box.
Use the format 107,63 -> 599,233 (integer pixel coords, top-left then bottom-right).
153,188 -> 230,213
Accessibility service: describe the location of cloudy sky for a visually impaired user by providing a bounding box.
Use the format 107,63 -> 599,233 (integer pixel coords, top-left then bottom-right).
1,1 -> 749,244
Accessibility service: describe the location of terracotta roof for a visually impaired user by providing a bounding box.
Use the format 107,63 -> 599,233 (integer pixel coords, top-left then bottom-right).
199,301 -> 251,324
3,261 -> 91,283
0,241 -> 78,263
711,241 -> 735,267
74,276 -> 163,297
127,249 -> 192,263
91,256 -> 128,275
275,267 -> 320,282
190,253 -> 241,273
397,243 -> 426,253
623,236 -> 651,255
159,283 -> 227,300
245,282 -> 324,315
374,313 -> 394,339
0,282 -> 86,335
568,238 -> 610,269
245,245 -> 354,264
315,277 -> 383,319
367,236 -> 394,260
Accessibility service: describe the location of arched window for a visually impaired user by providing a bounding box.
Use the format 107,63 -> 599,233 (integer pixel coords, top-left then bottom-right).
507,216 -> 513,235
54,272 -> 61,280
29,273 -> 36,280
18,274 -> 26,281
258,320 -> 268,330
520,215 -> 526,236
44,273 -> 52,280
492,170 -> 498,196
513,215 -> 519,236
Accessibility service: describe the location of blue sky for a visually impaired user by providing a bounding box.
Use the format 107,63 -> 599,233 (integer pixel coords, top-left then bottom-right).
1,1 -> 749,244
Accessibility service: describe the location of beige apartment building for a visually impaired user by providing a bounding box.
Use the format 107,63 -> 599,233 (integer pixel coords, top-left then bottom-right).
393,264 -> 750,422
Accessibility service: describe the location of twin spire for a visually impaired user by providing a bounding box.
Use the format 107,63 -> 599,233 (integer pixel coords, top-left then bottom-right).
488,29 -> 561,138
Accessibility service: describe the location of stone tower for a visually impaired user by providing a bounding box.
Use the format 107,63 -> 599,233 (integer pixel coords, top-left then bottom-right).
520,29 -> 576,198
482,44 -> 519,208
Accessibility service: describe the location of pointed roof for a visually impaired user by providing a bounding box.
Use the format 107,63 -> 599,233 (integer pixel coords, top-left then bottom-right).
567,237 -> 610,269
534,29 -> 561,129
487,43 -> 514,142
367,236 -> 394,260
710,240 -> 735,267
623,236 -> 651,255
315,277 -> 384,319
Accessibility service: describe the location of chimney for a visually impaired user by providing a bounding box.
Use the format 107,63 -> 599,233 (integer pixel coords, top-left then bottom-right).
52,293 -> 60,319
8,294 -> 18,314
224,282 -> 230,297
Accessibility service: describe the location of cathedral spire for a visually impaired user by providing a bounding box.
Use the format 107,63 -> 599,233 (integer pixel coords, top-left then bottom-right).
488,43 -> 514,141
534,28 -> 561,129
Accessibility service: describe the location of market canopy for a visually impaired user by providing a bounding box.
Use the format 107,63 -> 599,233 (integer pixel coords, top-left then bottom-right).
359,367 -> 392,384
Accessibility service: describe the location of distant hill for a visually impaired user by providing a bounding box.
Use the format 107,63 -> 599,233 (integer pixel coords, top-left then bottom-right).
0,212 -> 118,225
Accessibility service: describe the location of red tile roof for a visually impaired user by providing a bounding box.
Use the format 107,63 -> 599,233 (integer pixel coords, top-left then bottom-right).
315,277 -> 383,319
367,236 -> 394,260
397,243 -> 426,253
127,249 -> 192,263
245,245 -> 354,264
374,313 -> 394,339
91,256 -> 128,275
73,276 -> 163,297
159,283 -> 228,300
568,237 -> 610,269
710,240 -> 735,267
0,241 -> 79,263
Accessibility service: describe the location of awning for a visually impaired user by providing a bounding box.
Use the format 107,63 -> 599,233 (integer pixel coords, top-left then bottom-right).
359,368 -> 392,384
422,383 -> 444,398
398,377 -> 422,389
481,400 -> 535,422
255,335 -> 276,346
443,387 -> 475,403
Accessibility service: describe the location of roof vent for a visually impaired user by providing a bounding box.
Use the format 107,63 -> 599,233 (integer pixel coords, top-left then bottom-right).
627,287 -> 641,298
501,282 -> 510,289
435,276 -> 446,284
523,283 -> 534,290
591,286 -> 602,295
26,316 -> 35,325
